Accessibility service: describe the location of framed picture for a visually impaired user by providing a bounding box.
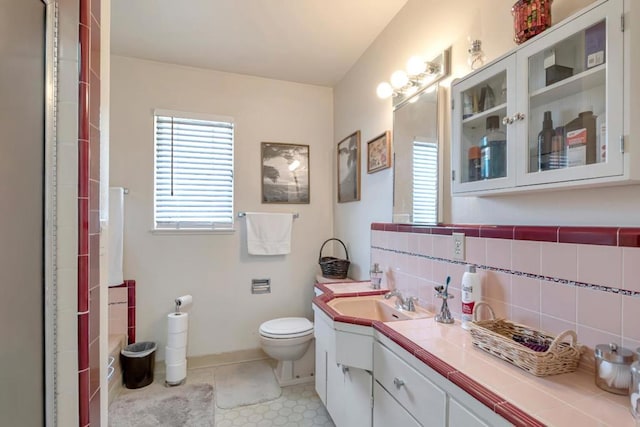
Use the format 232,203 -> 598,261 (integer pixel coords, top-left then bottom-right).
337,131 -> 361,203
261,142 -> 310,204
367,131 -> 392,173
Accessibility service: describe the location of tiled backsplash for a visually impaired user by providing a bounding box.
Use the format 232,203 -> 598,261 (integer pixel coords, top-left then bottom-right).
370,223 -> 640,370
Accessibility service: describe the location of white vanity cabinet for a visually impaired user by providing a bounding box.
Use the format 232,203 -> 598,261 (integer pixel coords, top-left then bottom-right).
313,305 -> 373,427
452,0 -> 631,196
373,340 -> 446,426
373,337 -> 511,427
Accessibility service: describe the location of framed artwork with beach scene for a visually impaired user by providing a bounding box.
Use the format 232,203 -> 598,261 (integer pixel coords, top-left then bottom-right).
261,142 -> 310,204
337,131 -> 361,203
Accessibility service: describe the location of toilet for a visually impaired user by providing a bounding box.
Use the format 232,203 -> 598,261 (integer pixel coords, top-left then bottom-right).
259,317 -> 315,386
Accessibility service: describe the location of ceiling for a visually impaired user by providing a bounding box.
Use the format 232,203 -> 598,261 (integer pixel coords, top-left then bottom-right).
110,0 -> 408,87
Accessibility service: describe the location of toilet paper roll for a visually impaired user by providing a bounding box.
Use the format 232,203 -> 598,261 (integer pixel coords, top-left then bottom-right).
165,345 -> 186,363
167,330 -> 188,348
175,294 -> 193,310
165,360 -> 187,384
167,312 -> 189,333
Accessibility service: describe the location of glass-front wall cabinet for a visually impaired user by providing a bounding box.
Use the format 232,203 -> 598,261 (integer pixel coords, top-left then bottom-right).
452,0 -> 623,195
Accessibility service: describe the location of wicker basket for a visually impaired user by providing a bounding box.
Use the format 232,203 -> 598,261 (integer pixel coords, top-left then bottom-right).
468,302 -> 582,377
318,238 -> 350,279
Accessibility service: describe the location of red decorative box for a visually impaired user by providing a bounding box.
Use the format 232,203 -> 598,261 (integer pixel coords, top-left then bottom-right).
512,0 -> 553,45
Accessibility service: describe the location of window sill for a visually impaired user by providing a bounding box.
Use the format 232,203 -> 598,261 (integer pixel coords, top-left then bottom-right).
151,228 -> 235,236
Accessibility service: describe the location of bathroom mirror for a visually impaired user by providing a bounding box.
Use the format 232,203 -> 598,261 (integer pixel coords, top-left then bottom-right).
392,86 -> 441,224
392,49 -> 450,225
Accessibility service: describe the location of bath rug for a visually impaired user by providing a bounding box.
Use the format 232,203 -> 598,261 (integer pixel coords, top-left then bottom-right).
214,359 -> 282,409
108,383 -> 214,427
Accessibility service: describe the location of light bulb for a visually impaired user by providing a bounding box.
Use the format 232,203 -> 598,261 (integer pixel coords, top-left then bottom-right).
390,70 -> 409,89
406,55 -> 426,76
376,82 -> 393,99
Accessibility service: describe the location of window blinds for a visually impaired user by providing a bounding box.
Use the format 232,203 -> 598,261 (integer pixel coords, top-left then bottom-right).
154,113 -> 234,229
412,140 -> 438,224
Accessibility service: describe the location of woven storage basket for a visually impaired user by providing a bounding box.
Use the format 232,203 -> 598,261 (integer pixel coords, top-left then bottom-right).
318,238 -> 350,279
468,302 -> 582,377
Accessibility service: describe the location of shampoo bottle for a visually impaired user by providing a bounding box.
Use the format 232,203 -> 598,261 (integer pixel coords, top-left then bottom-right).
461,265 -> 481,330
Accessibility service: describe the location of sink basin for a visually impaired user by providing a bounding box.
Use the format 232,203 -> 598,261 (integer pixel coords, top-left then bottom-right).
327,295 -> 433,322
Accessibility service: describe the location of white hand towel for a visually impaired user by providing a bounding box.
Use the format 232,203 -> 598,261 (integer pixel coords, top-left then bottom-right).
108,187 -> 124,285
246,213 -> 293,255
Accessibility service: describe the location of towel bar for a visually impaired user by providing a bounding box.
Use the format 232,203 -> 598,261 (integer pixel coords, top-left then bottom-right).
237,211 -> 299,219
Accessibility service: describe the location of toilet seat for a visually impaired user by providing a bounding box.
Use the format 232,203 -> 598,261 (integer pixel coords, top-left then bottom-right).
259,317 -> 313,339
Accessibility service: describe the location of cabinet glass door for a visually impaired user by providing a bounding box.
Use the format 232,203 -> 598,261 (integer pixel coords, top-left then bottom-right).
452,55 -> 517,193
516,0 -> 623,186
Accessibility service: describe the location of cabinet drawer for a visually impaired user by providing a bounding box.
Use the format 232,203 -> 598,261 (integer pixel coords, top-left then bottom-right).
449,398 -> 490,427
335,329 -> 373,370
373,381 -> 421,427
373,342 -> 446,426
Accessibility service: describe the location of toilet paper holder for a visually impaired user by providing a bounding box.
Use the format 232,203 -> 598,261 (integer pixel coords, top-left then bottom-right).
174,294 -> 193,313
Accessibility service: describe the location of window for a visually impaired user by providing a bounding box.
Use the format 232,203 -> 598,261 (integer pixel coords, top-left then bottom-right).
154,110 -> 234,230
412,140 -> 438,224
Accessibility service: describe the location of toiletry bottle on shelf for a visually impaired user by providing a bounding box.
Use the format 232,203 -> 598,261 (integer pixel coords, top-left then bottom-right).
480,115 -> 506,179
595,111 -> 607,163
468,145 -> 481,182
565,110 -> 596,167
538,111 -> 554,171
461,265 -> 481,330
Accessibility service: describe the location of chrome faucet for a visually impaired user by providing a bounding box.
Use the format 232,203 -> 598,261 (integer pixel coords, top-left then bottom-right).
384,290 -> 418,312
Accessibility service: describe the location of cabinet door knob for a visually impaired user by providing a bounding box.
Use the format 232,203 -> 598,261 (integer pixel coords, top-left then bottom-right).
393,377 -> 405,388
514,112 -> 526,121
502,116 -> 513,125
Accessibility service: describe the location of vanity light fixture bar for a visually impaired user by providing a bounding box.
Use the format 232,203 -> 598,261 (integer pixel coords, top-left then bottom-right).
237,211 -> 299,219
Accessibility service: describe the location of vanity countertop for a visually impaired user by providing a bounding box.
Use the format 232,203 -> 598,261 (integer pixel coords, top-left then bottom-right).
315,279 -> 389,296
313,293 -> 635,427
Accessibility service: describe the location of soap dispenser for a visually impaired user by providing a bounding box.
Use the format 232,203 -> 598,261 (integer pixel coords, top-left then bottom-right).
370,263 -> 383,289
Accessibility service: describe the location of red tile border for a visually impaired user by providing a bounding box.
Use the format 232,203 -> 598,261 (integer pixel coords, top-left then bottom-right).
619,228 -> 640,248
514,226 -> 558,242
447,372 -> 506,410
559,226 -> 618,246
78,255 -> 89,312
451,225 -> 481,237
79,0 -> 90,26
411,225 -> 432,234
414,349 -> 458,378
79,24 -> 90,83
495,402 -> 546,427
78,313 -> 90,370
78,140 -> 89,197
78,369 -> 90,426
371,223 -> 640,248
431,227 -> 455,236
479,225 -> 515,239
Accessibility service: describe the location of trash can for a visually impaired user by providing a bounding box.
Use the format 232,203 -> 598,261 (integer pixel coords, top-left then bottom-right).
120,341 -> 156,389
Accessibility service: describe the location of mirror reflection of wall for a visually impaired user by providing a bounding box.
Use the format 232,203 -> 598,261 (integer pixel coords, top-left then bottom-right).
393,86 -> 440,224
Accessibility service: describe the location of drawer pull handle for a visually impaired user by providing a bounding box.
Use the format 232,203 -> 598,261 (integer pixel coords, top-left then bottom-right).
393,377 -> 405,388
342,365 -> 349,374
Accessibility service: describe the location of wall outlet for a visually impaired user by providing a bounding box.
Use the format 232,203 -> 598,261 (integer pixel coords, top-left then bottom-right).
452,233 -> 465,261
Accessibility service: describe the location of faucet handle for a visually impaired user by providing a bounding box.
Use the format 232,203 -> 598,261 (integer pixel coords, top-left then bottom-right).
405,296 -> 418,312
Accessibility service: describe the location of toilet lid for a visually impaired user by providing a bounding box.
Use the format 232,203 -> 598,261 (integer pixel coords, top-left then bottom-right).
259,317 -> 313,339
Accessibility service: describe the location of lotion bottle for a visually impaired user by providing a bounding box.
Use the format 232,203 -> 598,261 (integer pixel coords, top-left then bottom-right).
461,264 -> 481,330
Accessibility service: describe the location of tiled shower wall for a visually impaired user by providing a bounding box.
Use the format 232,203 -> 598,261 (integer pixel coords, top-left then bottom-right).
370,223 -> 640,367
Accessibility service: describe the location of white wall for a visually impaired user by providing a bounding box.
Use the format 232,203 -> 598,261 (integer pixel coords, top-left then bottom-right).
331,0 -> 639,278
110,56 -> 334,358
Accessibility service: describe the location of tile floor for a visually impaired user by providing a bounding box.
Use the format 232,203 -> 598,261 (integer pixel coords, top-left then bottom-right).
112,362 -> 335,427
